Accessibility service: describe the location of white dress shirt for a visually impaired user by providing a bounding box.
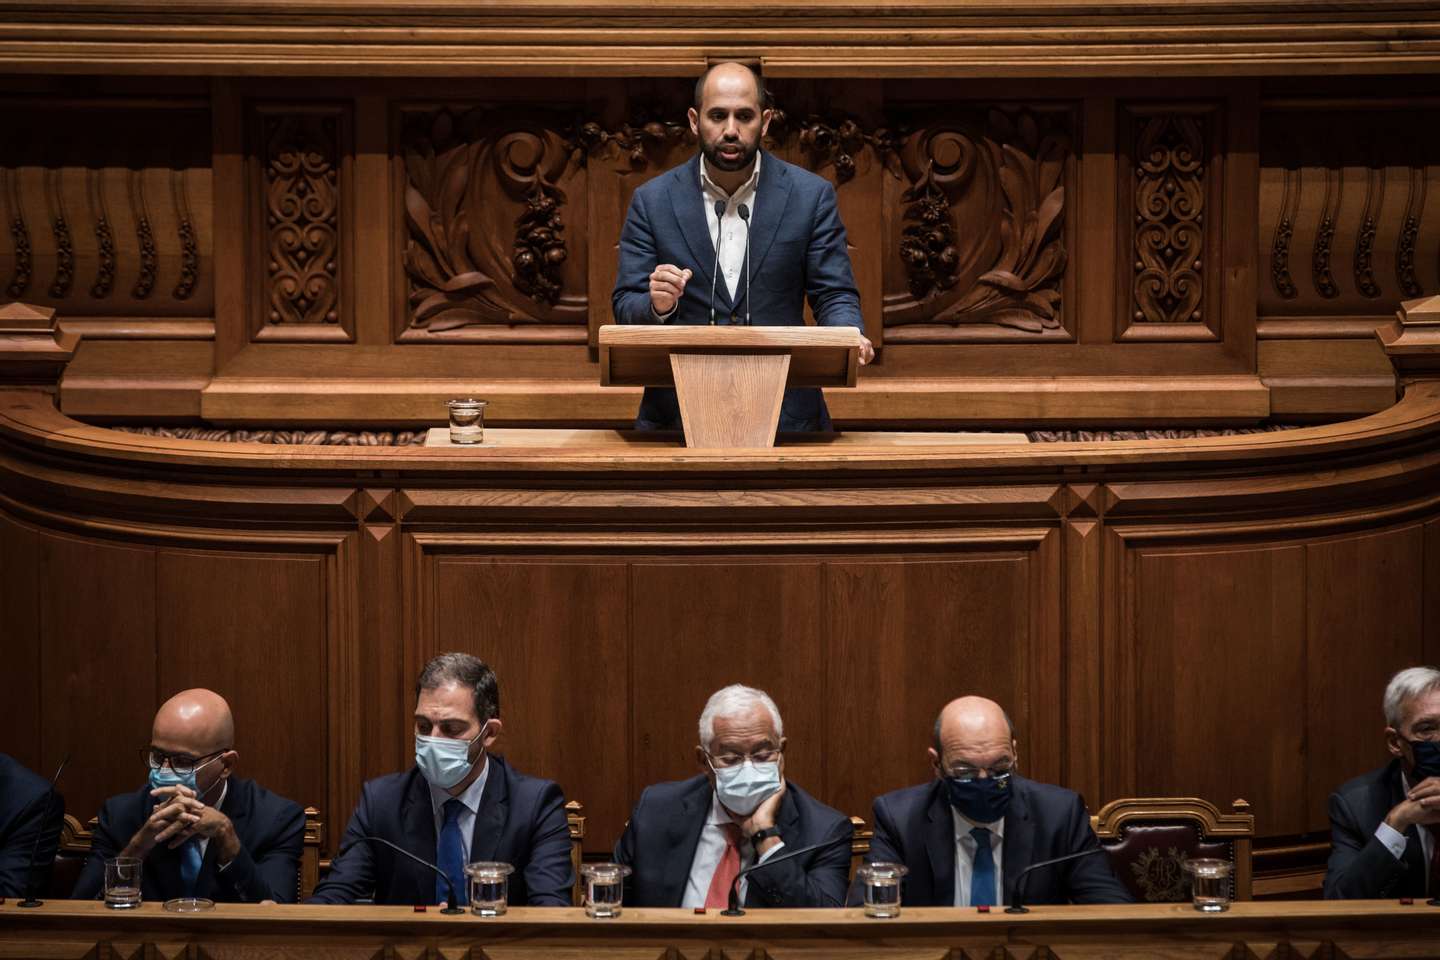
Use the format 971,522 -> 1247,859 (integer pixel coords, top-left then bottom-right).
655,152 -> 762,321
950,807 -> 1005,907
681,790 -> 785,908
1374,772 -> 1436,890
427,757 -> 492,863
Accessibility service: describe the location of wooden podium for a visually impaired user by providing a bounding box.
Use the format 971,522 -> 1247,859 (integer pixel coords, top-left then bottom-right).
598,324 -> 863,448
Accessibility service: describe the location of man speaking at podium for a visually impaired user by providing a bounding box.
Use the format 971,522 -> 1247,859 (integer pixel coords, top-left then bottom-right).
611,61 -> 874,433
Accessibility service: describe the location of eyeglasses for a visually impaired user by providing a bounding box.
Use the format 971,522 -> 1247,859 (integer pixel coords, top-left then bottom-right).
142,746 -> 226,776
707,748 -> 781,769
944,763 -> 1014,784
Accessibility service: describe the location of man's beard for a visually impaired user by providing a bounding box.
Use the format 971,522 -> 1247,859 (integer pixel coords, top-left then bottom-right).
702,136 -> 759,173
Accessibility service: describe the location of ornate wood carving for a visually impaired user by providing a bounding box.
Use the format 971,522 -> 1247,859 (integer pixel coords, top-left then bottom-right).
172,170 -> 199,301
44,169 -> 74,299
573,112 -> 692,170
398,106 -> 587,339
3,168 -> 31,299
1396,164 -> 1425,299
1131,113 -> 1205,325
263,112 -> 341,326
1269,164 -> 1298,300
129,169 -> 157,300
88,170 -> 116,299
1312,164 -> 1340,300
1354,165 -> 1383,299
881,107 -> 1072,339
798,115 -> 870,183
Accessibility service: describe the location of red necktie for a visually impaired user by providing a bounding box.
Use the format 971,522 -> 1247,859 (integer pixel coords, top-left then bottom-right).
704,823 -> 742,909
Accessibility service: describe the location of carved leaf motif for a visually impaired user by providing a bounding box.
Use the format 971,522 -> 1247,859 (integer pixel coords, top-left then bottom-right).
262,113 -> 340,326
1131,113 -> 1207,324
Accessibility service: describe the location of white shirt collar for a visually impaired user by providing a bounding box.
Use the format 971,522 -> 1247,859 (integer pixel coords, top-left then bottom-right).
700,151 -> 762,203
706,788 -> 735,826
951,804 -> 1006,839
427,754 -> 491,818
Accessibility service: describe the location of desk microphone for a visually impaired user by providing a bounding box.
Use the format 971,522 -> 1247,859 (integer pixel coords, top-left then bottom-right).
1005,845 -> 1107,913
17,753 -> 70,908
737,203 -> 752,326
707,198 -> 726,325
722,830 -> 852,916
336,834 -> 467,914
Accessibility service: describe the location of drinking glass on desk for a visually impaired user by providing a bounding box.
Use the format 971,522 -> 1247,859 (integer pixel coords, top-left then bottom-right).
447,398 -> 487,444
854,862 -> 907,918
580,862 -> 631,918
464,861 -> 513,916
1184,858 -> 1233,912
104,857 -> 142,909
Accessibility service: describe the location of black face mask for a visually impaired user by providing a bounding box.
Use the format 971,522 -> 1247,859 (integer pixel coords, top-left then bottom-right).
945,774 -> 1012,823
1409,739 -> 1440,780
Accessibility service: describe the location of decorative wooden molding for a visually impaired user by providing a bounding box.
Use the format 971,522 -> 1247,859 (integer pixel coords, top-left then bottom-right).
1378,294 -> 1440,385
0,301 -> 79,385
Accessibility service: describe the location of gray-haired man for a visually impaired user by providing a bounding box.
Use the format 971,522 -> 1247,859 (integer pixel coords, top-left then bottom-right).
615,684 -> 852,908
1325,666 -> 1440,899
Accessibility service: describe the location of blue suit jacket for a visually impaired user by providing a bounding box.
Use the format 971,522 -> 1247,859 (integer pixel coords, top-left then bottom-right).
611,151 -> 863,432
0,753 -> 65,899
867,776 -> 1132,907
614,774 -> 852,908
1324,759 -> 1428,899
309,757 -> 571,906
72,775 -> 304,903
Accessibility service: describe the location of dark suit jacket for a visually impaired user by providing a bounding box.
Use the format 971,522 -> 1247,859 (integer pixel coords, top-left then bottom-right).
0,753 -> 65,898
1324,759 -> 1429,899
72,776 -> 304,903
614,774 -> 852,908
611,151 -> 864,433
309,757 -> 571,906
867,776 -> 1132,907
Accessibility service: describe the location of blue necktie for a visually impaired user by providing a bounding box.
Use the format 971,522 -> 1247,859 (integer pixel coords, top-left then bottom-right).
970,826 -> 996,907
436,798 -> 468,906
179,839 -> 203,897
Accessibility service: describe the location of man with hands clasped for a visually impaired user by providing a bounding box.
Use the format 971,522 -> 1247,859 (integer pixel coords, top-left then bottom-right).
615,684 -> 852,908
72,689 -> 304,903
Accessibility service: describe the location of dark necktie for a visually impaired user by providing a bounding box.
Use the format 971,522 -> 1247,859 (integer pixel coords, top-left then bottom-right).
970,826 -> 996,907
436,798 -> 468,906
1427,825 -> 1440,897
180,838 -> 203,897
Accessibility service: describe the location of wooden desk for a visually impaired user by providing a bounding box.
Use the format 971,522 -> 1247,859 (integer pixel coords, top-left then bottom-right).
2,900 -> 1437,959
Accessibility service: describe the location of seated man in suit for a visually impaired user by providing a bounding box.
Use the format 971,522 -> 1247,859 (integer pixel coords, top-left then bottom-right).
616,683 -> 852,908
611,61 -> 874,433
73,689 -> 304,903
1325,665 -> 1440,898
310,652 -> 571,906
0,753 -> 65,899
868,696 -> 1130,907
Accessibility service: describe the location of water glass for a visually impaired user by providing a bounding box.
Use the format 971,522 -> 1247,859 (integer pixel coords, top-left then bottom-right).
447,398 -> 487,444
855,862 -> 907,918
104,857 -> 143,909
1184,858 -> 1233,912
464,861 -> 514,916
581,862 -> 631,918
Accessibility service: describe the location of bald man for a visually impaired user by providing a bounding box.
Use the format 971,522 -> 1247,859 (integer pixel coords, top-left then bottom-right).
865,697 -> 1131,907
612,62 -> 873,434
72,689 -> 304,903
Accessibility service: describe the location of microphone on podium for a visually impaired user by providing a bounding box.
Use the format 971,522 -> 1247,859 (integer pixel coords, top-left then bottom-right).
707,198 -> 727,325
16,753 -> 70,908
722,830 -> 852,916
737,203 -> 752,326
335,834 -> 467,914
1004,845 -> 1107,913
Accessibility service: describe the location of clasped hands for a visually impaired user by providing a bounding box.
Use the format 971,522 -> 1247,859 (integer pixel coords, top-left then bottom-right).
1386,776 -> 1440,833
124,784 -> 241,864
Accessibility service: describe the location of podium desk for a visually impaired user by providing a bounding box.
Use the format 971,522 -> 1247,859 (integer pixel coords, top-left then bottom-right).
3,900 -> 1436,959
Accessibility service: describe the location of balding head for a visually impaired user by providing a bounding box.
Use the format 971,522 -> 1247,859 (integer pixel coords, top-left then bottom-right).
152,688 -> 235,756
693,61 -> 766,112
929,696 -> 1018,778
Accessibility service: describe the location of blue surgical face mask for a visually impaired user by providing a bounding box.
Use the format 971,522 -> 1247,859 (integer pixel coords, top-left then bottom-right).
945,774 -> 1013,824
416,724 -> 488,790
148,753 -> 222,805
711,759 -> 782,816
1409,739 -> 1440,780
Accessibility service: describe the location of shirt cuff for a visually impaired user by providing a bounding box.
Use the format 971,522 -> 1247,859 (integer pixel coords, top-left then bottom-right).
1375,821 -> 1409,860
652,303 -> 677,323
756,840 -> 786,864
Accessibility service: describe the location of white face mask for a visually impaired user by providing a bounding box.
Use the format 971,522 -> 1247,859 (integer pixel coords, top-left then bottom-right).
711,758 -> 782,816
415,724 -> 486,790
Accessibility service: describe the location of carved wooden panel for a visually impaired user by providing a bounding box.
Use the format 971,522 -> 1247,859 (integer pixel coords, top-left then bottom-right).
393,103 -> 590,344
0,100 -> 212,319
1117,102 -> 1224,342
249,103 -> 354,343
1259,104 -> 1440,321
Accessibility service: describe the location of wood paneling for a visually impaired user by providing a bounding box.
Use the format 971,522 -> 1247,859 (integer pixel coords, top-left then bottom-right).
0,511 -> 40,773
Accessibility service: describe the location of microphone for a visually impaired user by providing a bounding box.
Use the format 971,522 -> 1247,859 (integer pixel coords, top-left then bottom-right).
722,830 -> 852,916
336,834 -> 467,914
736,203 -> 752,326
17,753 -> 70,908
1004,845 -> 1107,913
707,198 -> 726,325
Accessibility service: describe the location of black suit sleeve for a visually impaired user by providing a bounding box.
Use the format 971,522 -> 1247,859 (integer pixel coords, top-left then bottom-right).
1060,795 -> 1134,904
613,788 -> 644,906
72,797 -> 126,900
612,190 -> 661,325
522,780 -> 574,907
1323,788 -> 1411,899
804,180 -> 862,330
306,789 -> 377,904
0,789 -> 63,899
745,812 -> 853,908
217,799 -> 304,903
